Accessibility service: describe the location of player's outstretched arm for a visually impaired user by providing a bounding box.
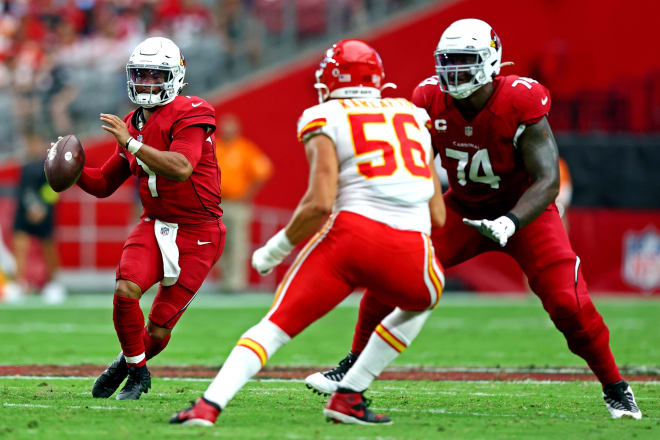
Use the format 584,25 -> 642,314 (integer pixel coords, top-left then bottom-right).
509,116 -> 560,227
77,153 -> 131,198
100,113 -> 195,182
251,134 -> 338,275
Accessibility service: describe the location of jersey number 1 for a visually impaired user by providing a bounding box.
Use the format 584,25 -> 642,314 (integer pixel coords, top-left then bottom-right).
445,148 -> 501,189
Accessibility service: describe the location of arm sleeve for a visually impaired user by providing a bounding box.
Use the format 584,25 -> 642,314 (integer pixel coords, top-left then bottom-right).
77,146 -> 131,198
169,125 -> 207,168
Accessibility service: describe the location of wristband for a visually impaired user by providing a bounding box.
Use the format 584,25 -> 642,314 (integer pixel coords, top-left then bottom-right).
126,137 -> 143,154
266,229 -> 295,259
504,213 -> 520,232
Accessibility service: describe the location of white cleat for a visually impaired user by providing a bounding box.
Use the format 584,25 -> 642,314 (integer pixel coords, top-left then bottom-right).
2,282 -> 25,304
603,380 -> 642,420
41,281 -> 67,304
305,372 -> 340,395
304,352 -> 357,395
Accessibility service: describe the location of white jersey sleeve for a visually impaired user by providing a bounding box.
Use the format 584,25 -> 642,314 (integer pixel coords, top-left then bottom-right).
297,98 -> 435,234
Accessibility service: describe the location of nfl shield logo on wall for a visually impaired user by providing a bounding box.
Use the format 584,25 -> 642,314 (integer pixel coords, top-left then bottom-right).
622,227 -> 660,291
465,126 -> 473,136
160,227 -> 169,236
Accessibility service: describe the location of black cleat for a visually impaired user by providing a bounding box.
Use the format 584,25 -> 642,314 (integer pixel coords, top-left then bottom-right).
305,352 -> 358,396
603,380 -> 642,419
92,352 -> 128,398
116,365 -> 151,400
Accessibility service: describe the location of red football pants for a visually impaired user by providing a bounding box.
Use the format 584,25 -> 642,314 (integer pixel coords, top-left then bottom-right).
267,211 -> 444,338
357,196 -> 621,385
117,218 -> 225,328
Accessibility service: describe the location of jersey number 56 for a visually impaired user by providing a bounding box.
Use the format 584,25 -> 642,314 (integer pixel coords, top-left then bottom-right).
349,113 -> 431,179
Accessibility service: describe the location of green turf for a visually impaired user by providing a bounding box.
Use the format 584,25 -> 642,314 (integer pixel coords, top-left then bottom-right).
1,378 -> 658,440
0,294 -> 658,368
1,294 -> 659,439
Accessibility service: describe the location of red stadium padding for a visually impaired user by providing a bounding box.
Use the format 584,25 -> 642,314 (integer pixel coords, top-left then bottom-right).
0,0 -> 658,293
446,209 -> 660,294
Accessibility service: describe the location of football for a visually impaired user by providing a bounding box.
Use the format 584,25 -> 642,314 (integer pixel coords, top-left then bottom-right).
44,134 -> 85,192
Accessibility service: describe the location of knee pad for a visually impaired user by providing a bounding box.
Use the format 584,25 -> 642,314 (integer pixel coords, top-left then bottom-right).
530,259 -> 589,320
552,301 -> 609,349
148,284 -> 195,328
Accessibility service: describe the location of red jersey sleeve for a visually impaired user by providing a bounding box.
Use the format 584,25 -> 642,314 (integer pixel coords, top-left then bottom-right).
169,125 -> 207,167
77,144 -> 131,198
169,97 -> 216,138
508,76 -> 551,126
411,76 -> 439,110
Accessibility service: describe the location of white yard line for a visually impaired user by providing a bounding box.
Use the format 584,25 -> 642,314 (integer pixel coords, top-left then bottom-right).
3,402 -> 135,411
1,376 -> 659,387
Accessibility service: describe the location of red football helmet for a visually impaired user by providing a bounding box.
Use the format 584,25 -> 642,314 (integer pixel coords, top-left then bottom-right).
314,39 -> 395,102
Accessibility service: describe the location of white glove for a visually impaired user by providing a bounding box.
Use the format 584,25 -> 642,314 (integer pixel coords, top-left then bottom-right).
463,215 -> 517,247
251,229 -> 295,275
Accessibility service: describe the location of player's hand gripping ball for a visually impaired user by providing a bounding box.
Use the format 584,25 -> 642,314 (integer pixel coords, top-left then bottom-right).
44,134 -> 85,192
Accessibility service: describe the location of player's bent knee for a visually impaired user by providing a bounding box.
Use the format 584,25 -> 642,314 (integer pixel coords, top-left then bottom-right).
551,302 -> 608,342
115,279 -> 142,299
146,321 -> 172,339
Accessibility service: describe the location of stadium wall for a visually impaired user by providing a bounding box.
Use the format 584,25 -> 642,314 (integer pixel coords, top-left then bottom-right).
0,0 -> 658,293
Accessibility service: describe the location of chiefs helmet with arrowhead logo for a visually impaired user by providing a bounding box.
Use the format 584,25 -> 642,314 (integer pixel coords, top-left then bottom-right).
314,39 -> 395,103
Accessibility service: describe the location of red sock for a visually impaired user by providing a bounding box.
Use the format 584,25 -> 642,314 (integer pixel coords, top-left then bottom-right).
351,292 -> 395,355
142,327 -> 171,360
113,294 -> 146,367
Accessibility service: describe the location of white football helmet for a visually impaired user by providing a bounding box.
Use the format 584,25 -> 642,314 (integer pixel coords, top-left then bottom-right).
434,18 -> 502,99
126,37 -> 186,108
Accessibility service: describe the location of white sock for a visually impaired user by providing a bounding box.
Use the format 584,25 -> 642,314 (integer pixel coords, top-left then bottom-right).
339,308 -> 431,392
203,319 -> 290,408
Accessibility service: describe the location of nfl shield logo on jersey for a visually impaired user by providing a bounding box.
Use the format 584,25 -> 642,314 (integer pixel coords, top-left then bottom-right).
160,226 -> 169,236
137,135 -> 143,142
465,126 -> 473,136
622,227 -> 660,290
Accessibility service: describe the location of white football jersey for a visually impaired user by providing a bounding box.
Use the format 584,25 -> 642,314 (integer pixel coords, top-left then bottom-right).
297,98 -> 435,233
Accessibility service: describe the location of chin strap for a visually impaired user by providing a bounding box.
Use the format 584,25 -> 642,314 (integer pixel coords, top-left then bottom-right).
314,83 -> 330,103
380,82 -> 397,92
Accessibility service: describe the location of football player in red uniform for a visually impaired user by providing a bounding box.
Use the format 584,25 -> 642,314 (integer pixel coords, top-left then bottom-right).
73,37 -> 224,400
305,19 -> 642,420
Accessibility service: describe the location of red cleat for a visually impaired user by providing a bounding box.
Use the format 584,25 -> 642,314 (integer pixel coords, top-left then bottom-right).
323,388 -> 392,425
170,396 -> 221,426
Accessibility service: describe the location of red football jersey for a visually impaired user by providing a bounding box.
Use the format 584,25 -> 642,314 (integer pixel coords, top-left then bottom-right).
118,95 -> 222,224
412,75 -> 551,217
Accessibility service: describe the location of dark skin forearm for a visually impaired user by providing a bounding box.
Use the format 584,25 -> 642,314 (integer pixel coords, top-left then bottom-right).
509,117 -> 560,228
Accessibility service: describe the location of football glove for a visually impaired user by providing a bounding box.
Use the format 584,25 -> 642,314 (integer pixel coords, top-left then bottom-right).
463,215 -> 517,247
251,229 -> 295,275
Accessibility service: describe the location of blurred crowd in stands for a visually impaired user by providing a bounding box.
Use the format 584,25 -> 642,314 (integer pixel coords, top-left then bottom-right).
0,0 -> 421,157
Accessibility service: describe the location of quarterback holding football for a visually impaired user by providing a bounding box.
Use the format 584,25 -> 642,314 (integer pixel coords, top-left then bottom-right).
55,37 -> 225,401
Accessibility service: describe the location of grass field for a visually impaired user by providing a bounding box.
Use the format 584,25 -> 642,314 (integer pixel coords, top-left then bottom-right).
1,293 -> 659,439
